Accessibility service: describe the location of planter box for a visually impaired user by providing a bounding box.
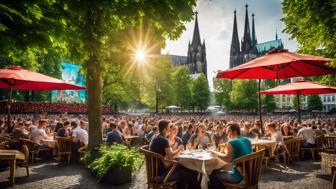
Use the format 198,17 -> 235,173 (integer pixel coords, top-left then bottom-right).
102,167 -> 132,185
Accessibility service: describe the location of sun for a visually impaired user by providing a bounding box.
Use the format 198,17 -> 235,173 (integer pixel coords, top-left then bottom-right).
135,49 -> 146,62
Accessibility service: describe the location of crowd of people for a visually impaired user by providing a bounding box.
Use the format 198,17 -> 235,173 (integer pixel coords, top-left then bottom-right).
1,113 -> 336,188
0,102 -> 113,114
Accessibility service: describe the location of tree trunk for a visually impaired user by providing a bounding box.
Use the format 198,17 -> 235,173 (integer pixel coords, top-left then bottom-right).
85,4 -> 103,149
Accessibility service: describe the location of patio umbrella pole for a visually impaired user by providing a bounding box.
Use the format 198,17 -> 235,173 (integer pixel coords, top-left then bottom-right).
258,79 -> 264,134
296,92 -> 301,123
7,87 -> 12,133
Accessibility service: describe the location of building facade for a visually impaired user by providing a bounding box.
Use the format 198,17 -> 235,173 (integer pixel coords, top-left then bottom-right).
165,12 -> 207,80
229,5 -> 284,68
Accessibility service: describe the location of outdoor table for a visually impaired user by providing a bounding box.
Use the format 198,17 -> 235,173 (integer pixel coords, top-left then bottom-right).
251,139 -> 277,155
0,149 -> 25,185
177,149 -> 227,189
41,136 -> 56,148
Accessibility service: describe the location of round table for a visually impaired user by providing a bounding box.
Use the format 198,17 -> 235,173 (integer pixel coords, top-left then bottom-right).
177,150 -> 227,189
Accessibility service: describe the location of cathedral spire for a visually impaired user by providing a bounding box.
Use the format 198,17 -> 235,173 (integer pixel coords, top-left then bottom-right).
191,11 -> 201,46
242,4 -> 252,53
251,13 -> 257,46
230,10 -> 240,55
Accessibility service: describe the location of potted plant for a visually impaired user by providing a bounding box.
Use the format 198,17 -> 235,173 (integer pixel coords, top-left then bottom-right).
83,144 -> 143,185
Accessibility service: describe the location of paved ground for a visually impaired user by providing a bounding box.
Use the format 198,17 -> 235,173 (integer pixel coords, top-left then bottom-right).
0,160 -> 332,189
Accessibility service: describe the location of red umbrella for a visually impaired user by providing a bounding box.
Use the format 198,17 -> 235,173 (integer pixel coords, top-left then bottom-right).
0,66 -> 86,132
216,49 -> 335,130
217,50 -> 335,79
260,80 -> 336,122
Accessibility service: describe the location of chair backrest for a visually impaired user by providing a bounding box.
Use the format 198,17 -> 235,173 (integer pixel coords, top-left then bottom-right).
20,144 -> 30,162
285,137 -> 301,155
324,136 -> 336,150
140,145 -> 171,184
55,137 -> 72,153
21,138 -> 37,152
234,149 -> 264,188
315,135 -> 324,149
129,137 -> 146,148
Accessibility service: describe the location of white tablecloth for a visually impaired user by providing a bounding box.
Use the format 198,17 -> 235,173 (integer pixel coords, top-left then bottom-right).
177,150 -> 227,189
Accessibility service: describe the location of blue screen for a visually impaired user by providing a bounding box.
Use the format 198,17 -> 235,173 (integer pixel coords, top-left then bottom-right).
51,62 -> 87,103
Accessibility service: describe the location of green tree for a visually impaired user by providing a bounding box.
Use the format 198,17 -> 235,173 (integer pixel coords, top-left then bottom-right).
213,78 -> 232,110
171,66 -> 193,110
307,95 -> 323,111
230,80 -> 258,111
1,1 -> 196,149
191,74 -> 210,111
142,57 -> 174,113
262,94 -> 276,113
262,79 -> 277,112
62,0 -> 196,149
282,0 -> 336,85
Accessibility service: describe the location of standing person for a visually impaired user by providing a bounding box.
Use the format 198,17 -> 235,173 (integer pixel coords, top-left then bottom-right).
210,122 -> 252,188
149,120 -> 200,189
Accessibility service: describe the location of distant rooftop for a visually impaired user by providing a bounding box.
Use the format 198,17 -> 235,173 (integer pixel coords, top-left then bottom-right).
256,39 -> 283,53
163,54 -> 188,66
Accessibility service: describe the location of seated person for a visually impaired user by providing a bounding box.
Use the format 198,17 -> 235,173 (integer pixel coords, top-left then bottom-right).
280,123 -> 294,137
71,121 -> 88,146
56,121 -> 70,137
181,124 -> 194,148
9,122 -> 28,150
106,123 -> 124,144
167,124 -> 183,150
266,122 -> 287,156
145,126 -> 159,143
210,122 -> 252,187
241,122 -> 257,139
213,125 -> 227,149
30,119 -> 49,145
188,124 -> 212,149
297,123 -> 315,148
149,120 -> 200,189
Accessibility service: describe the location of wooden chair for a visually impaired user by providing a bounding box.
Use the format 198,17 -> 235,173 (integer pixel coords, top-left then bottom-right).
323,136 -> 336,153
140,145 -> 178,189
285,137 -> 301,163
78,145 -> 88,158
332,166 -> 336,189
255,144 -> 273,172
17,145 -> 30,176
55,136 -> 72,164
21,138 -> 50,163
300,135 -> 324,160
224,150 -> 264,189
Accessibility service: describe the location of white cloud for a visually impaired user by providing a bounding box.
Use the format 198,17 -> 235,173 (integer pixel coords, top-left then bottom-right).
162,0 -> 298,89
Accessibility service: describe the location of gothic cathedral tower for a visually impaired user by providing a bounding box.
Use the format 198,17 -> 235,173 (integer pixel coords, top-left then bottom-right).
187,11 -> 207,80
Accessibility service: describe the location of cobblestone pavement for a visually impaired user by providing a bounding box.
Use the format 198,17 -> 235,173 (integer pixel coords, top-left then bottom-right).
0,160 -> 332,189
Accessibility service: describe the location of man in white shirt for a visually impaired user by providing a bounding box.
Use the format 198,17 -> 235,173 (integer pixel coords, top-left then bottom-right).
297,123 -> 315,147
71,121 -> 88,145
30,120 -> 48,145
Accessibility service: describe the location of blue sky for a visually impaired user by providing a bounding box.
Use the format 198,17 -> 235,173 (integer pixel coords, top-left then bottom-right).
162,0 -> 298,88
